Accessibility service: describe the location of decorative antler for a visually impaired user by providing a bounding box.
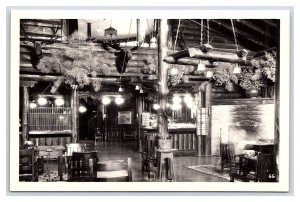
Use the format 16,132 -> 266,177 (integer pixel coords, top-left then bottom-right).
20,20 -> 61,68
102,41 -> 140,74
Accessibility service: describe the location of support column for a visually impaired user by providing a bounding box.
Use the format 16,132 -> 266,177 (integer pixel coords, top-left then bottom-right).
157,19 -> 169,140
195,87 -> 204,156
274,21 -> 280,182
71,86 -> 79,143
205,82 -> 212,156
21,86 -> 29,145
137,95 -> 143,151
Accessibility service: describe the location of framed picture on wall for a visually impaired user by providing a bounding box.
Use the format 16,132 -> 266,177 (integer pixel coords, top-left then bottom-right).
118,111 -> 132,124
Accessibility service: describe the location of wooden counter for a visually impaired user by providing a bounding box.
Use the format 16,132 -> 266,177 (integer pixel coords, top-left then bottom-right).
142,127 -> 197,156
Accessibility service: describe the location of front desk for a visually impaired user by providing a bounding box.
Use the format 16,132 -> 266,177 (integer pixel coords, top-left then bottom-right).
142,125 -> 197,156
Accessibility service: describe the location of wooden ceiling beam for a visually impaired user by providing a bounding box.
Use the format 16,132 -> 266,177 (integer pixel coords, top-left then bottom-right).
210,20 -> 268,49
237,20 -> 275,40
186,19 -> 237,45
263,19 -> 278,28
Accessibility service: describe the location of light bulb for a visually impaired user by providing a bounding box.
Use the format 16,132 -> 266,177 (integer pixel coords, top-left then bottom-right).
29,103 -> 37,109
172,96 -> 182,104
79,106 -> 87,113
118,86 -> 124,92
233,65 -> 241,74
55,98 -> 64,106
135,85 -> 140,90
170,67 -> 178,75
153,103 -> 160,110
171,103 -> 182,110
139,87 -> 144,93
197,63 -> 206,71
206,71 -> 213,78
184,94 -> 193,104
115,97 -> 125,105
37,97 -> 47,106
102,97 -> 111,105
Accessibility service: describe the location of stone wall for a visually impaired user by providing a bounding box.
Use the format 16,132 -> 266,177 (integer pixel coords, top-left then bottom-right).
211,100 -> 275,156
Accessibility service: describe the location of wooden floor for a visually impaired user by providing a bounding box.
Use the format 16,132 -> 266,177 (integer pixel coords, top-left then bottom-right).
44,140 -> 228,182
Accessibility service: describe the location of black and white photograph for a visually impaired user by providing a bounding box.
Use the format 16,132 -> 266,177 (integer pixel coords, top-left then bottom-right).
9,9 -> 290,192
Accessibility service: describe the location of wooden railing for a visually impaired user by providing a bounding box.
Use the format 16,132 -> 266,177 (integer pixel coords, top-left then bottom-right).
105,127 -> 136,141
29,107 -> 72,132
143,128 -> 197,156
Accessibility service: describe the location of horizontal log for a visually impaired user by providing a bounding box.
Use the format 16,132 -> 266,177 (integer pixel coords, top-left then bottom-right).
20,36 -> 62,42
188,47 -> 251,65
21,74 -> 117,83
212,93 -> 244,99
20,55 -> 146,67
212,98 -> 274,105
163,56 -> 219,66
22,20 -> 62,27
22,24 -> 62,36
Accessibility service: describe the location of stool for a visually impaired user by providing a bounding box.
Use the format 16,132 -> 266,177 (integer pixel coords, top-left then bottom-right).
44,148 -> 53,181
156,149 -> 176,182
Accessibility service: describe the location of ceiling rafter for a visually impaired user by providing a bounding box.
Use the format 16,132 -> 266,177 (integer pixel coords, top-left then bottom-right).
210,19 -> 268,49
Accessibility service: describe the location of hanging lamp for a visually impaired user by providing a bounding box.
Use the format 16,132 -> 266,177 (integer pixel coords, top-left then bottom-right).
233,64 -> 241,74
118,86 -> 124,92
104,20 -> 117,42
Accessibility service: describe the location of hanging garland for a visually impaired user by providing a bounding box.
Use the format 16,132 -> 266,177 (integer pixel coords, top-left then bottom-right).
37,31 -> 113,93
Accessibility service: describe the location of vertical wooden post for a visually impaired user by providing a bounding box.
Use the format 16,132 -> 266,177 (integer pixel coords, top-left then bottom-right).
21,86 -> 29,145
61,20 -> 69,42
137,95 -> 143,151
87,22 -> 92,41
195,87 -> 204,156
71,86 -> 79,143
137,19 -> 141,45
205,82 -> 212,156
136,19 -> 142,150
157,19 -> 169,140
274,21 -> 280,182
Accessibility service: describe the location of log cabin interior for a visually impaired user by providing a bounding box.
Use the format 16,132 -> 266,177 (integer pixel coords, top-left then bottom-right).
18,19 -> 279,183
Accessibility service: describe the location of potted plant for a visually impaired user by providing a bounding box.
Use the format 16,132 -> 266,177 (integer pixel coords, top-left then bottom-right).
238,67 -> 265,98
212,62 -> 239,92
250,51 -> 276,97
210,51 -> 276,98
158,134 -> 172,150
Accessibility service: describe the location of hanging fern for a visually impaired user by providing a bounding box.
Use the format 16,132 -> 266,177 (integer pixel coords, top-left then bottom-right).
212,62 -> 239,91
37,31 -> 113,93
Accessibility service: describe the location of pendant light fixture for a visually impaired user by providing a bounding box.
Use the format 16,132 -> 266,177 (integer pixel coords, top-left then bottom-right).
197,61 -> 206,71
233,64 -> 241,74
206,70 -> 213,78
118,86 -> 124,92
135,84 -> 140,90
115,97 -> 125,105
139,86 -> 144,94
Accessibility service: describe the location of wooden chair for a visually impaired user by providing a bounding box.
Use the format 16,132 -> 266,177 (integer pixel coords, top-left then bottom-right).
140,135 -> 157,175
67,151 -> 99,181
230,153 -> 277,182
255,153 -> 277,182
96,158 -> 132,182
220,143 -> 235,171
19,147 -> 38,181
95,128 -> 104,144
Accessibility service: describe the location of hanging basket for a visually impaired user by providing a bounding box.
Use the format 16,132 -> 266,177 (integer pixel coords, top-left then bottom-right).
245,88 -> 260,98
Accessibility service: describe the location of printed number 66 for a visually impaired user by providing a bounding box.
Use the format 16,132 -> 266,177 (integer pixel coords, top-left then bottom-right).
268,174 -> 275,178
